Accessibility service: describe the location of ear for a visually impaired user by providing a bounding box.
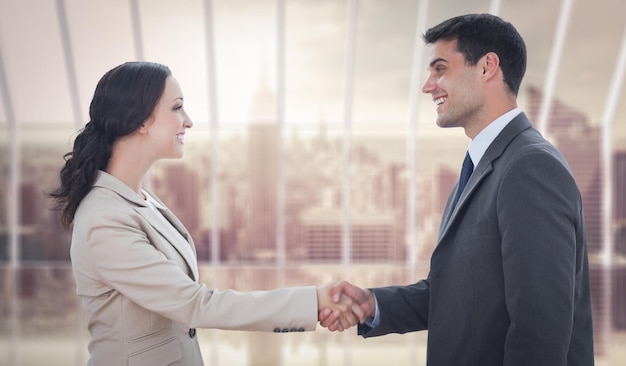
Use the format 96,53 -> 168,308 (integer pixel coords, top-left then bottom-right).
480,52 -> 500,80
137,116 -> 155,135
136,124 -> 149,135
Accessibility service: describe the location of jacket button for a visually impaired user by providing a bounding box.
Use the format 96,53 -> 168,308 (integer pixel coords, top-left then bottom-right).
281,328 -> 289,332
189,328 -> 196,338
297,327 -> 305,332
273,327 -> 281,333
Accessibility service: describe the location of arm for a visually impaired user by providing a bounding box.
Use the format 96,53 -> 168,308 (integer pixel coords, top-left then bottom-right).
75,201 -> 319,332
498,151 -> 580,365
358,280 -> 430,337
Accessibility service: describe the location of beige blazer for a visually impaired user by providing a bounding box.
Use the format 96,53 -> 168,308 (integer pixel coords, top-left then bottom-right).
71,171 -> 317,366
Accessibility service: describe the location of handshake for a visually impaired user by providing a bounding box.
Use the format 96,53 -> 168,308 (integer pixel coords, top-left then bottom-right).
315,281 -> 376,332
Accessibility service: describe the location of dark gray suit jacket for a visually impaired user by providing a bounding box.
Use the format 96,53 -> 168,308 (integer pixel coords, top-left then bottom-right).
359,113 -> 594,366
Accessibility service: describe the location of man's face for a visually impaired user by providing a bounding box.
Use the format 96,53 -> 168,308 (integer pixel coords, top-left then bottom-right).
422,39 -> 484,129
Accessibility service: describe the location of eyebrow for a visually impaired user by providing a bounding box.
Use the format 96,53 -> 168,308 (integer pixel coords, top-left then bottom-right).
427,57 -> 448,69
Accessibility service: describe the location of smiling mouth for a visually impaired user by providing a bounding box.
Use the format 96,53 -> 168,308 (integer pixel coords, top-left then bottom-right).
434,97 -> 447,106
176,134 -> 184,142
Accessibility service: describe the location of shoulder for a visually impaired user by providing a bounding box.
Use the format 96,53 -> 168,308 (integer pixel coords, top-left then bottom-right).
501,127 -> 572,175
74,187 -> 143,234
77,186 -> 132,215
497,133 -> 580,206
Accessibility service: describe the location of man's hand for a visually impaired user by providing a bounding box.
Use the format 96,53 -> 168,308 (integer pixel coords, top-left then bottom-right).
318,280 -> 375,332
316,281 -> 365,331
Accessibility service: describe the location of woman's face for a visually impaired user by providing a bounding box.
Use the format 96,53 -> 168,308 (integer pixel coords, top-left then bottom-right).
145,76 -> 193,159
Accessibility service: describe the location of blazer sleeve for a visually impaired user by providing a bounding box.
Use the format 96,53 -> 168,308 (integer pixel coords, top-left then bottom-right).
358,279 -> 431,337
73,197 -> 318,332
497,150 -> 582,365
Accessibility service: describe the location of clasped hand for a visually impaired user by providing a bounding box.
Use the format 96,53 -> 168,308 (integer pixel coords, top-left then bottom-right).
316,281 -> 376,332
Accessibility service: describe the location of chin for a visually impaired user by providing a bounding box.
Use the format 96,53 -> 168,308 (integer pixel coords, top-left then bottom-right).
169,151 -> 184,159
436,116 -> 457,129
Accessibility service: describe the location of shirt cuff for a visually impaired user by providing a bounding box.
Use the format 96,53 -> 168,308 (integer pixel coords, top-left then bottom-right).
364,292 -> 380,328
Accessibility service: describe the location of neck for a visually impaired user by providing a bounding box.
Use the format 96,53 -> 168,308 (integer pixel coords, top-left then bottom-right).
465,99 -> 517,139
105,139 -> 153,195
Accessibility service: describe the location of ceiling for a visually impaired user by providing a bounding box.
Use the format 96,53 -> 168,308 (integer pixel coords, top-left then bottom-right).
0,0 -> 624,144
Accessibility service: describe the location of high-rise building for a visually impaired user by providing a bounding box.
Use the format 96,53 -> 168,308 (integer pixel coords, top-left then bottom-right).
300,206 -> 401,262
613,151 -> 626,329
0,168 -> 8,262
245,69 -> 278,261
615,151 -> 626,256
154,164 -> 200,237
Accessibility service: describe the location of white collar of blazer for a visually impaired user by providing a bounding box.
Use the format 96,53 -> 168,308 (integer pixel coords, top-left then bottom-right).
94,171 -> 200,281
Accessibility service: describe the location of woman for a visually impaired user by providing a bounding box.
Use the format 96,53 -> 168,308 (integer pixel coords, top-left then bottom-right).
50,61 -> 358,366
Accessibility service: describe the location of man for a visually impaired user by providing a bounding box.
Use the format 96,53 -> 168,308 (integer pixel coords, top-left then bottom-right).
320,13 -> 594,366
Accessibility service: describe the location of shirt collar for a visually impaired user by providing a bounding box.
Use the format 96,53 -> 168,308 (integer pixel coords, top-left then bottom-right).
142,189 -> 166,210
467,107 -> 521,168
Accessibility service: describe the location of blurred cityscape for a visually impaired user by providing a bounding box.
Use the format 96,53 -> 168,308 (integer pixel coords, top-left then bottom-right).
0,78 -> 625,364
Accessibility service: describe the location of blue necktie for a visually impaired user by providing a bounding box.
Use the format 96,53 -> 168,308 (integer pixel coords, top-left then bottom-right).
453,152 -> 473,207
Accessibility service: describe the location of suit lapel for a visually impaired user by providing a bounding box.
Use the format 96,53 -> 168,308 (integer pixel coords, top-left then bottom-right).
438,113 -> 533,242
135,205 -> 200,281
93,171 -> 199,281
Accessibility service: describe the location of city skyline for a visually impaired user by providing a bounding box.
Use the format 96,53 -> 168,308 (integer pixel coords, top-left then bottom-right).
1,78 -> 625,365
1,1 -> 625,364
1,81 -> 622,264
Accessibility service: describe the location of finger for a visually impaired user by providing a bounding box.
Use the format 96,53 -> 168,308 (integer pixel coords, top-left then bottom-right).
328,320 -> 340,332
319,315 -> 331,327
351,303 -> 366,323
338,306 -> 357,327
330,281 -> 346,303
338,316 -> 353,330
318,308 -> 332,323
319,308 -> 338,327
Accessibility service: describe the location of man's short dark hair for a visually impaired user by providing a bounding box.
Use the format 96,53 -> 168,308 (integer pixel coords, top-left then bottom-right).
423,13 -> 527,96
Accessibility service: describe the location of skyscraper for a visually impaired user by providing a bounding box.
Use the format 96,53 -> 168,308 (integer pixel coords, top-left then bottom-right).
613,151 -> 626,329
245,68 -> 278,261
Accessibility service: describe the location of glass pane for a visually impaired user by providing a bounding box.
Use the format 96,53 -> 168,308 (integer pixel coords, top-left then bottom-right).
0,266 -> 87,365
284,0 -> 348,125
287,123 -> 343,263
0,121 -> 7,263
0,0 -> 625,365
0,0 -> 73,124
20,123 -> 74,262
350,130 -> 406,263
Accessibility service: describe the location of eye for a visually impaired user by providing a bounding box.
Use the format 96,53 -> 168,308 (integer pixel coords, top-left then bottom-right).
173,104 -> 183,111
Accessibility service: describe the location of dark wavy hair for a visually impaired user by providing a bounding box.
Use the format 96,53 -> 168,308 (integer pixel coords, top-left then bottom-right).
49,61 -> 171,228
423,13 -> 527,96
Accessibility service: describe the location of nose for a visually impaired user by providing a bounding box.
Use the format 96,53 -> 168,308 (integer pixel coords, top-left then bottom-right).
422,75 -> 436,94
184,112 -> 193,128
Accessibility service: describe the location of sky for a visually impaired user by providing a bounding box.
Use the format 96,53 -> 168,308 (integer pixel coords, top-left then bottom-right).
0,0 -> 624,146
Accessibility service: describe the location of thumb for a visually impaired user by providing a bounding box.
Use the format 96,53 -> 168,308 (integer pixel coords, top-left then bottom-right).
330,281 -> 346,303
